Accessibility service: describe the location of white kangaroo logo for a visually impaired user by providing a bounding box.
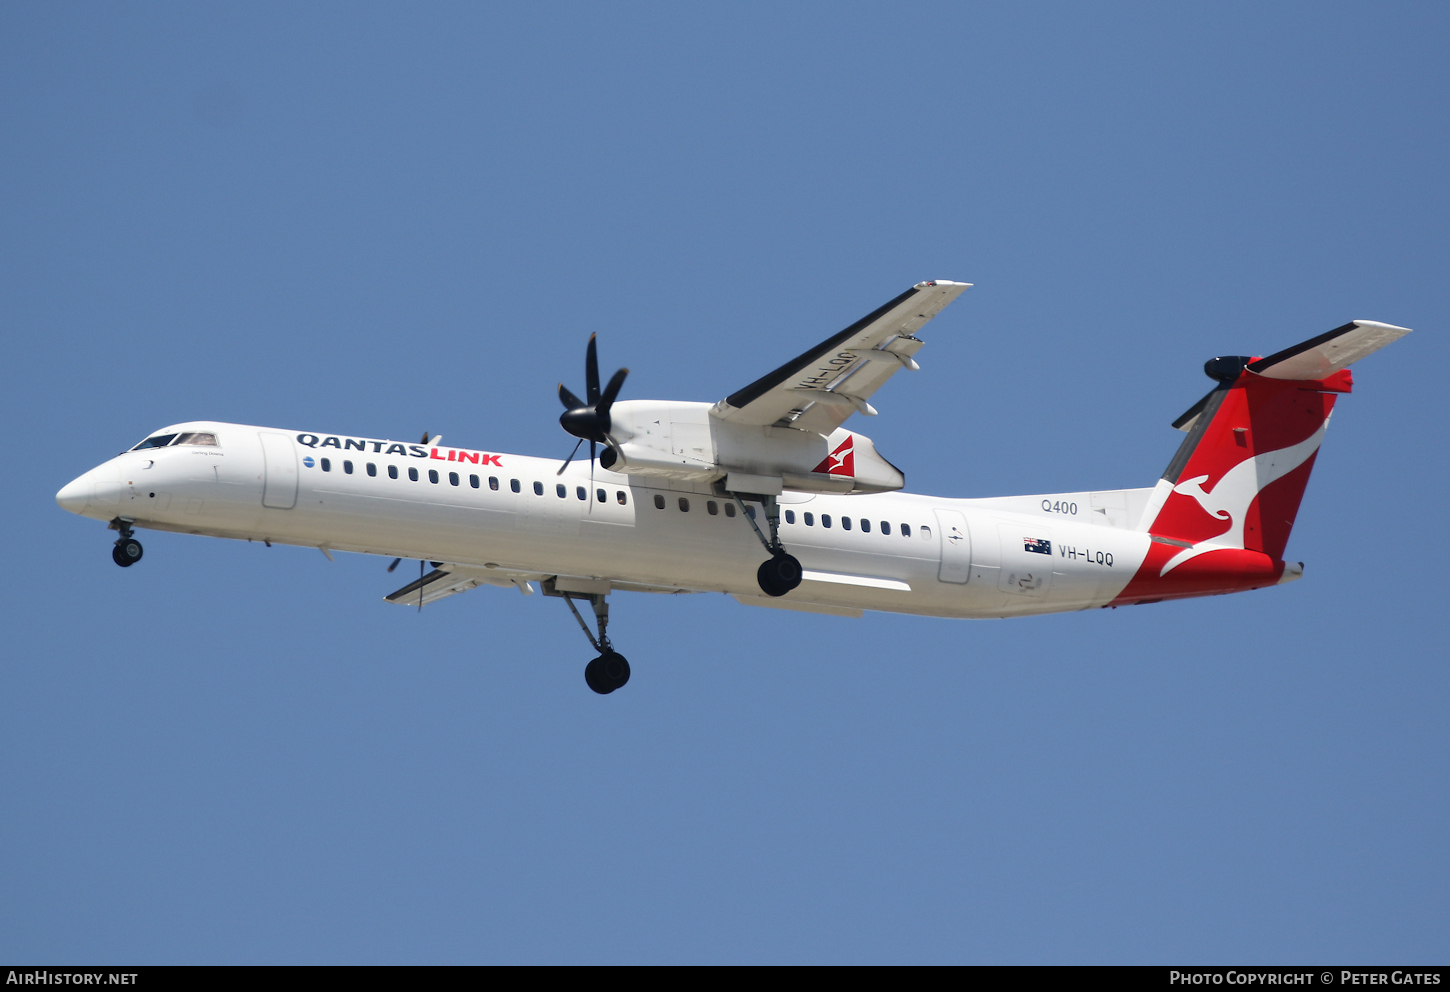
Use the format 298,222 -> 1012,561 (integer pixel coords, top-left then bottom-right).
1160,418 -> 1329,576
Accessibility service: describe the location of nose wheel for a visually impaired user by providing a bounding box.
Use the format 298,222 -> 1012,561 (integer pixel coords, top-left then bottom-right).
109,518 -> 143,567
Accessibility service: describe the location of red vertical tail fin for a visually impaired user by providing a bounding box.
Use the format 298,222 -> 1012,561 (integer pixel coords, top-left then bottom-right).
1113,320 -> 1409,605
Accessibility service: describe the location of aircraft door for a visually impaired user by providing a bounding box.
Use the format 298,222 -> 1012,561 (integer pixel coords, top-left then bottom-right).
933,508 -> 972,583
259,432 -> 298,509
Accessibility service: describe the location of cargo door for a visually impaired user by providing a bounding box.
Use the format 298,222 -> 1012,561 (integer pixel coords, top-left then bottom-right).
259,432 -> 298,509
933,508 -> 972,583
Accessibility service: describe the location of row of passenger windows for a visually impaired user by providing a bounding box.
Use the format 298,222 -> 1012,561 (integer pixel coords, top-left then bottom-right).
785,509 -> 908,536
650,495 -> 742,516
312,459 -> 913,532
643,495 -> 913,536
315,458 -> 629,504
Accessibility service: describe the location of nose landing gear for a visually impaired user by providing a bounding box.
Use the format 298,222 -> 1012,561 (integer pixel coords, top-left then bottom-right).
543,579 -> 630,694
109,518 -> 143,567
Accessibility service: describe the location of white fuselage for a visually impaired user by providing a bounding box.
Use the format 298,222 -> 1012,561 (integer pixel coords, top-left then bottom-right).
59,422 -> 1162,619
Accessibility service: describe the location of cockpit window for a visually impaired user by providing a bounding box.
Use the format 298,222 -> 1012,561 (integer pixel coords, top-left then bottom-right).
173,432 -> 218,446
131,434 -> 178,450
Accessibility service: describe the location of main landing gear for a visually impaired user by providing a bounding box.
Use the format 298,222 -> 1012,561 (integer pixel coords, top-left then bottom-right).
543,580 -> 630,695
110,517 -> 143,568
730,492 -> 802,598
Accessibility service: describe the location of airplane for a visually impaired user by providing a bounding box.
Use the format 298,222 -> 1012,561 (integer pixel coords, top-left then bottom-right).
55,281 -> 1410,694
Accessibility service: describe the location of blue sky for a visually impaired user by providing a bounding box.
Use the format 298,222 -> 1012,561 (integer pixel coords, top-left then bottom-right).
2,2 -> 1446,963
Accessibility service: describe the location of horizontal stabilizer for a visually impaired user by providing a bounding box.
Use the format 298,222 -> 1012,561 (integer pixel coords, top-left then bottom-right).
1248,320 -> 1411,380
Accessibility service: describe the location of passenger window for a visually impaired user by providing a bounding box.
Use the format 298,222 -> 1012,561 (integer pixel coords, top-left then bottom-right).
804,512 -> 814,526
842,516 -> 852,531
576,486 -> 586,500
408,467 -> 418,482
821,514 -> 832,528
131,434 -> 178,450
172,432 -> 218,446
366,463 -> 377,477
617,491 -> 627,505
556,484 -> 566,498
511,479 -> 520,493
784,509 -> 794,524
901,523 -> 910,537
429,469 -> 439,484
388,465 -> 398,480
534,481 -> 544,495
707,500 -> 719,515
653,495 -> 665,509
880,521 -> 890,535
321,458 -> 332,472
449,472 -> 460,486
921,525 -> 932,538
470,475 -> 480,488
489,477 -> 500,491
596,488 -> 606,502
860,518 -> 870,533
724,502 -> 736,518
678,497 -> 690,512
343,460 -> 354,474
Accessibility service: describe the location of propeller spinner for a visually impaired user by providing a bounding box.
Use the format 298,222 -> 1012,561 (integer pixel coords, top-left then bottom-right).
557,334 -> 627,475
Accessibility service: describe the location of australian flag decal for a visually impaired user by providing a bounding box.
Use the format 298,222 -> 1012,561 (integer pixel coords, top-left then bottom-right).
1024,537 -> 1052,555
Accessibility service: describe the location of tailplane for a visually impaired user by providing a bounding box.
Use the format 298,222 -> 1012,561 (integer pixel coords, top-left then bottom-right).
1115,320 -> 1410,604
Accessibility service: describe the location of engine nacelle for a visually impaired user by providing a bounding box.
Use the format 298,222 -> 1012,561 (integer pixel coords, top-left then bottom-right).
603,400 -> 904,494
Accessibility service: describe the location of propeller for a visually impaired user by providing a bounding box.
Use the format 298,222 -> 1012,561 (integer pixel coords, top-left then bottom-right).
557,334 -> 628,476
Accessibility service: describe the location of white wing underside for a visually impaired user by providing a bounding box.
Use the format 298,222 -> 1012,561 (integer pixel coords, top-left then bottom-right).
384,563 -> 701,607
712,280 -> 971,434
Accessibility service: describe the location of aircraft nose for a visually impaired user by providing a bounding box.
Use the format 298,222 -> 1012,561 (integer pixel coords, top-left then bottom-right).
56,475 -> 92,514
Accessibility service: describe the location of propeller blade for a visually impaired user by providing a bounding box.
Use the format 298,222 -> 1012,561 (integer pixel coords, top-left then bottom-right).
558,383 -> 585,411
387,557 -> 402,573
586,333 -> 600,405
589,439 -> 596,486
557,437 -> 584,475
419,432 -> 430,444
598,367 -> 629,412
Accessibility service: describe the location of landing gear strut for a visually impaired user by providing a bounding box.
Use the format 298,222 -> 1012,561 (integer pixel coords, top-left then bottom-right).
730,492 -> 802,598
109,517 -> 143,568
543,580 -> 630,695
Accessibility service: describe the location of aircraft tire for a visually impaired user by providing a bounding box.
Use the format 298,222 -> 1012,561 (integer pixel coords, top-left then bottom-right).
585,651 -> 630,694
756,553 -> 802,597
113,539 -> 143,567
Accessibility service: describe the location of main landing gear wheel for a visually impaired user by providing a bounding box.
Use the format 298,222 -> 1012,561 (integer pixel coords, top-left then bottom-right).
112,537 -> 143,567
584,651 -> 631,694
756,552 -> 802,598
542,579 -> 633,696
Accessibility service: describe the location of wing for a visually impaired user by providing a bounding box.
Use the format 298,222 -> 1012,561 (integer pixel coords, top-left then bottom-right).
384,564 -> 706,607
384,564 -> 543,606
712,280 -> 971,434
